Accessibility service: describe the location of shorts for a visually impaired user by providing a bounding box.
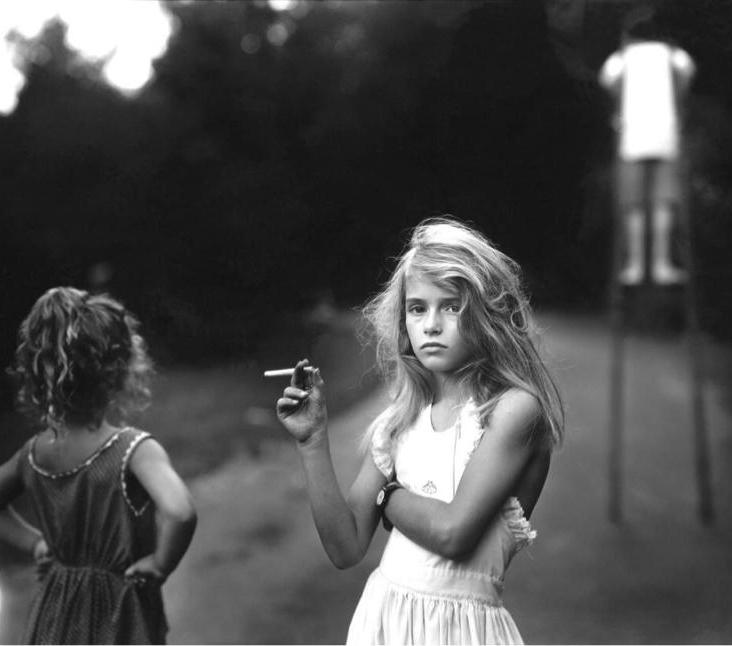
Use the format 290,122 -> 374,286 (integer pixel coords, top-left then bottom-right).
616,158 -> 680,207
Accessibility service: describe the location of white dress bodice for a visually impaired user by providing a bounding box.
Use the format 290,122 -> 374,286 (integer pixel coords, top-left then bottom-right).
346,401 -> 535,645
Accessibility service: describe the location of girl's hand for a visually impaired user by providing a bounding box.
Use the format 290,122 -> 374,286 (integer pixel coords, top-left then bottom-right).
124,554 -> 166,586
33,537 -> 52,580
276,359 -> 327,447
32,537 -> 49,561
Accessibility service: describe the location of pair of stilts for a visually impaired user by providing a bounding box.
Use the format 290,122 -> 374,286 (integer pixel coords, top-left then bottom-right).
608,184 -> 714,525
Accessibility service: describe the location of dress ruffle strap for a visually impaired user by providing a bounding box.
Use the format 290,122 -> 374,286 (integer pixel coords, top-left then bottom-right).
370,410 -> 395,479
502,497 -> 537,553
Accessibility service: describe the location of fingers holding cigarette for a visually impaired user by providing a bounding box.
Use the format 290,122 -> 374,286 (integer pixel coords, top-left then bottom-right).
280,386 -> 311,409
273,360 -> 327,439
266,359 -> 322,393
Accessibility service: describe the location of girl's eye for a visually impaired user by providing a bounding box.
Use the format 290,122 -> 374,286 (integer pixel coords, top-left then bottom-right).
444,303 -> 460,313
407,305 -> 425,314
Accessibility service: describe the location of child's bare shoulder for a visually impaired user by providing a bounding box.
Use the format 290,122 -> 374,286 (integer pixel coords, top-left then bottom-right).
489,389 -> 542,441
495,388 -> 540,415
125,432 -> 170,467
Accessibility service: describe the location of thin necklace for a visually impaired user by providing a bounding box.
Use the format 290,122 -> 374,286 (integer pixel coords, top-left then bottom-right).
451,408 -> 461,497
430,399 -> 463,497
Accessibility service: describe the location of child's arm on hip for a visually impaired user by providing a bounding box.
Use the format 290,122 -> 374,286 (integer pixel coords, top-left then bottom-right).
0,507 -> 44,556
0,450 -> 43,555
125,439 -> 197,582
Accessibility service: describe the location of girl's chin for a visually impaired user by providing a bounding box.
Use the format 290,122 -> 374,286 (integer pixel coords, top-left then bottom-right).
419,358 -> 458,373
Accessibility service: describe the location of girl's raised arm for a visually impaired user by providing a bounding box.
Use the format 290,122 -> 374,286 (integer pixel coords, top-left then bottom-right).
277,361 -> 386,569
384,389 -> 546,560
124,440 -> 197,582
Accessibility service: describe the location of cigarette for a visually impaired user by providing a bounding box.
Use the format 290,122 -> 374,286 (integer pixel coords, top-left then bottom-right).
263,367 -> 316,377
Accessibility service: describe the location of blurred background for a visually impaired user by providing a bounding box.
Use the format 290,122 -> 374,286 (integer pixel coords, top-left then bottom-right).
0,0 -> 731,643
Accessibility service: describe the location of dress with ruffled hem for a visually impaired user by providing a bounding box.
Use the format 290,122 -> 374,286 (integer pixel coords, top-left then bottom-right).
347,402 -> 536,646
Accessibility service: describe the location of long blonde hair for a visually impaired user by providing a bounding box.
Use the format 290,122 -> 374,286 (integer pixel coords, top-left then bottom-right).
362,217 -> 563,448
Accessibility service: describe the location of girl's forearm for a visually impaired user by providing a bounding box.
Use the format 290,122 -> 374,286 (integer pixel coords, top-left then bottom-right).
297,438 -> 365,569
385,489 -> 485,560
152,507 -> 197,578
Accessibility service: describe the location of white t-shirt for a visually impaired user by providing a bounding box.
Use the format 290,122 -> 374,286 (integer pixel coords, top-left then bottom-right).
600,41 -> 694,160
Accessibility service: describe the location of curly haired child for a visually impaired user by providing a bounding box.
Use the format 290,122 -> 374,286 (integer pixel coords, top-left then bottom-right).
0,287 -> 197,644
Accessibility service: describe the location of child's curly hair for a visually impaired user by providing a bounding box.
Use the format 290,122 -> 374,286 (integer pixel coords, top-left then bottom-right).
10,287 -> 153,430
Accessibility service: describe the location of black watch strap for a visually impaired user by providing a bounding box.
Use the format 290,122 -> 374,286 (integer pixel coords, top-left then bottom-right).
376,481 -> 402,531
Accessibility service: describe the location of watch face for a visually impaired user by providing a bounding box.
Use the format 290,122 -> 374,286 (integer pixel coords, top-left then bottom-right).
376,489 -> 385,506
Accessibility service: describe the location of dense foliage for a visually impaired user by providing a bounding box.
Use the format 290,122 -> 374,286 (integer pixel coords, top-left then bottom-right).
1,0 -> 731,386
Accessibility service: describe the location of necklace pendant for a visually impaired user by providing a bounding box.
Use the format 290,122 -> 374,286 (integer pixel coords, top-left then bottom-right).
421,480 -> 437,495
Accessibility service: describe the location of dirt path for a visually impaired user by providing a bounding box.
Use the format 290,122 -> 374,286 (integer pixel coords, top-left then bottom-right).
165,313 -> 732,644
506,314 -> 732,644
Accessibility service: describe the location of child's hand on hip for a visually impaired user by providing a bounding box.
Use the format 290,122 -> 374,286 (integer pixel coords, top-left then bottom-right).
33,537 -> 52,580
125,554 -> 166,586
276,359 -> 328,446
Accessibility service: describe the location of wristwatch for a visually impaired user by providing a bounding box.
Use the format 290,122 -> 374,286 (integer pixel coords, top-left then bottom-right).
376,481 -> 402,531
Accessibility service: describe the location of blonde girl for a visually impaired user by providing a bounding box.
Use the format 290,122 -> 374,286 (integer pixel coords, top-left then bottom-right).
277,217 -> 563,645
0,287 -> 196,644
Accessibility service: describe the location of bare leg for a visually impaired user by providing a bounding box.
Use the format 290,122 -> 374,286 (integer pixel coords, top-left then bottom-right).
651,202 -> 687,285
619,207 -> 644,285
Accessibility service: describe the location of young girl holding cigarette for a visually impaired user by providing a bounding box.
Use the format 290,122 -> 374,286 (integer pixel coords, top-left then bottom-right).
276,217 -> 563,645
0,287 -> 197,644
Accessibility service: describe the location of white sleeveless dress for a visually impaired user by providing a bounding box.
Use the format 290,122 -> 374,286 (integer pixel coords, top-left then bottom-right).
346,401 -> 535,645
